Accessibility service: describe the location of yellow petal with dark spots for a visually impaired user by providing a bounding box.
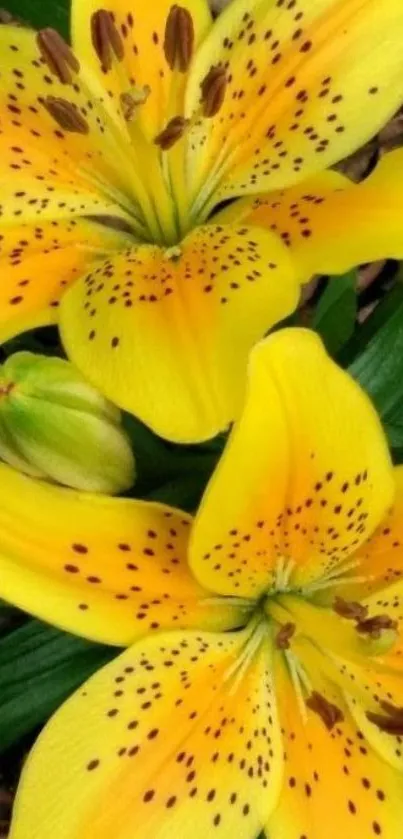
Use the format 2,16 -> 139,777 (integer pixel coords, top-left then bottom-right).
0,463 -> 244,645
0,218 -> 131,342
331,653 -> 403,774
222,151 -> 403,282
267,652 -> 403,839
9,625 -> 283,839
0,169 -> 131,227
190,329 -> 393,598
185,0 -> 403,215
72,0 -> 212,141
290,624 -> 403,775
60,224 -> 297,443
0,25 -> 147,221
337,466 -> 403,602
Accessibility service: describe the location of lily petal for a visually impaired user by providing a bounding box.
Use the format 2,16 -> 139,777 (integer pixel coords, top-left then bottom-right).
220,151 -> 403,282
0,25 -> 149,223
292,623 -> 403,775
0,218 -> 131,343
190,328 -> 394,598
185,0 -> 403,215
0,464 -> 244,645
60,224 -> 297,443
338,466 -> 403,602
9,625 -> 282,839
267,652 -> 403,839
332,651 -> 403,775
72,0 -> 212,141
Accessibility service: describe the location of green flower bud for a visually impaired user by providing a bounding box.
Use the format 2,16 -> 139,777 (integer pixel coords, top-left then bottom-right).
0,352 -> 136,494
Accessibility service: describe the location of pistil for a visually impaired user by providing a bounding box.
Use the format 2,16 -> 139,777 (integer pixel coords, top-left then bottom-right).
120,86 -> 151,123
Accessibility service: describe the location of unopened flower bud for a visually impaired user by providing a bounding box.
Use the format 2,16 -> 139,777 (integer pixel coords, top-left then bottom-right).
0,352 -> 135,494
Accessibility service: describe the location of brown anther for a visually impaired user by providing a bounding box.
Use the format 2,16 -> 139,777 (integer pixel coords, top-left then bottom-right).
306,691 -> 344,731
91,9 -> 124,72
367,700 -> 403,736
356,614 -> 398,640
333,596 -> 368,623
37,28 -> 80,85
154,115 -> 189,150
200,64 -> 227,118
43,96 -> 90,135
164,5 -> 194,73
275,622 -> 296,650
120,85 -> 151,122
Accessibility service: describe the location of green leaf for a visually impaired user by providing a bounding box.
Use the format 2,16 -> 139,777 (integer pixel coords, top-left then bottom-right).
339,281 -> 403,367
146,469 -> 214,513
0,620 -> 116,752
348,283 -> 403,449
123,413 -> 223,508
312,271 -> 358,355
6,0 -> 69,36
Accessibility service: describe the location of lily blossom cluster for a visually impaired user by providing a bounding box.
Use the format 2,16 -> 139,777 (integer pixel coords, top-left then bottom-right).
0,0 -> 403,440
2,328 -> 403,839
1,0 -> 403,837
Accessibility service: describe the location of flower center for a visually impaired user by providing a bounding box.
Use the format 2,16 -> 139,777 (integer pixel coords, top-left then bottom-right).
233,561 -> 401,725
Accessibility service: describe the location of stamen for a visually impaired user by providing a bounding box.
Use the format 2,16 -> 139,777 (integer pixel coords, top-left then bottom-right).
275,622 -> 296,650
304,574 -> 370,595
91,9 -> 124,72
367,701 -> 403,736
274,557 -> 295,592
43,97 -> 90,135
285,651 -> 307,722
356,614 -> 398,639
37,28 -> 80,85
203,596 -> 253,610
201,64 -> 228,118
293,659 -> 313,694
164,5 -> 194,73
274,557 -> 285,591
224,620 -> 267,695
300,558 -> 371,595
282,558 -> 295,589
333,596 -> 368,623
120,85 -> 151,122
306,690 -> 344,731
155,116 -> 189,150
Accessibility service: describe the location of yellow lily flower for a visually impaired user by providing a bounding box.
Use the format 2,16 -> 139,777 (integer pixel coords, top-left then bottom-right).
5,327 -> 403,839
2,0 -> 403,442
